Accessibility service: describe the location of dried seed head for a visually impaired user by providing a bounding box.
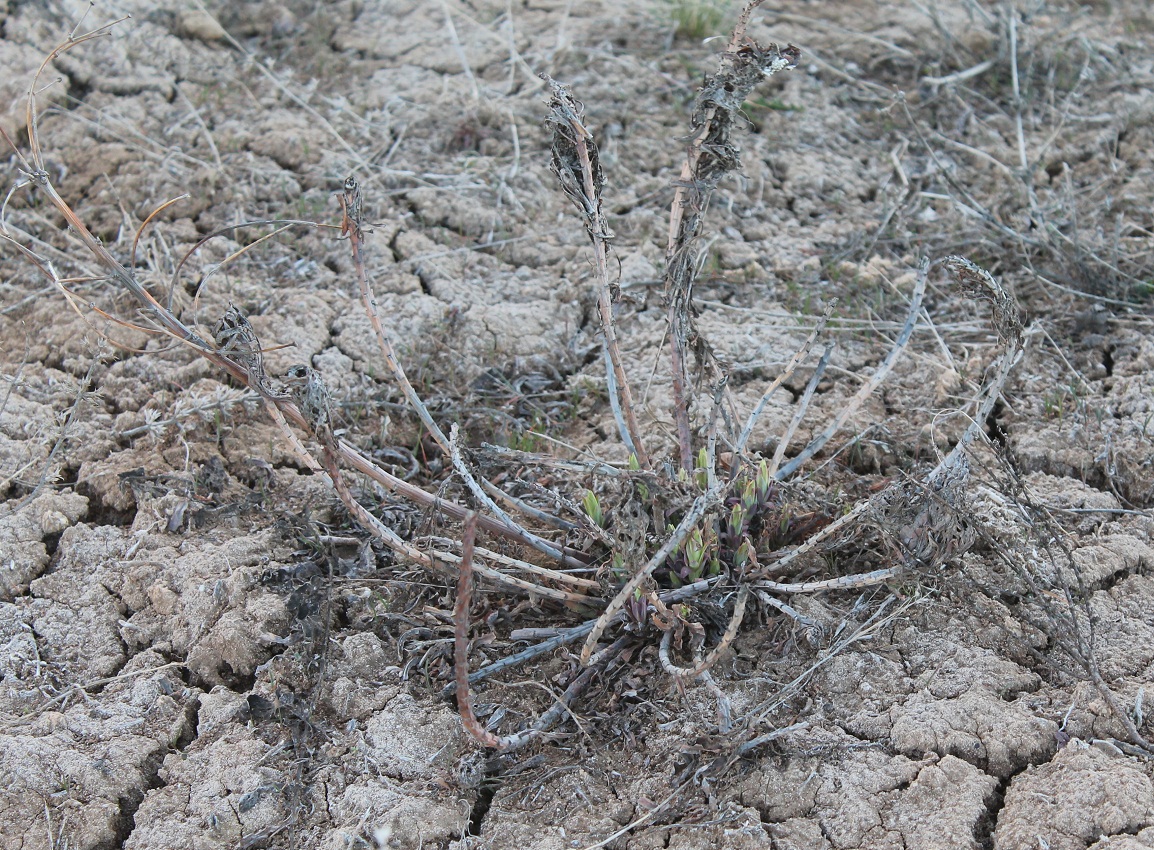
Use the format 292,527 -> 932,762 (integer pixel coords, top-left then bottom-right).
284,364 -> 333,440
213,305 -> 263,371
540,74 -> 609,243
943,256 -> 1023,349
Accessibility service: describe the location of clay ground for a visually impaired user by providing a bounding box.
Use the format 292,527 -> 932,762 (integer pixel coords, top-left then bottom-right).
2,1 -> 1154,848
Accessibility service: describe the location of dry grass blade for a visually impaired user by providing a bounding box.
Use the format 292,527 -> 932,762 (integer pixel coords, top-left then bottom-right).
130,193 -> 189,272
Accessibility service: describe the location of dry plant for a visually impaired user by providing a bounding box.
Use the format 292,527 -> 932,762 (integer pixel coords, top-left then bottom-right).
9,0 -> 1142,774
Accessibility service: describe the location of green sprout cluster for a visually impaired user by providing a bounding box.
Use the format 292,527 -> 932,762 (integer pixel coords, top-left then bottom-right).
665,459 -> 779,586
581,457 -> 785,596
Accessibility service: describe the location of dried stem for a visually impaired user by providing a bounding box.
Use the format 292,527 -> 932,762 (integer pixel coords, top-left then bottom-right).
454,514 -> 502,749
448,422 -> 573,565
755,567 -> 897,594
455,512 -> 625,752
495,638 -> 627,753
541,75 -> 650,468
767,343 -> 833,480
340,177 -> 450,454
735,301 -> 835,456
428,546 -> 597,606
418,535 -> 599,591
663,10 -> 800,468
444,579 -> 717,696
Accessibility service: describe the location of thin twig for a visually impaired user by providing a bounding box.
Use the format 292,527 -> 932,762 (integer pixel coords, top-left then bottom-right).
735,301 -> 835,456
496,638 -> 628,753
341,177 -> 450,454
755,568 -> 897,595
480,478 -> 581,532
1006,6 -> 1029,174
443,579 -> 717,696
418,535 -> 599,592
775,255 -> 928,480
736,721 -> 811,756
767,343 -> 833,480
448,422 -> 571,565
454,513 -> 502,748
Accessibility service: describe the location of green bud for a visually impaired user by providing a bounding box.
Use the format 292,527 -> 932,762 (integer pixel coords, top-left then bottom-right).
742,480 -> 757,512
734,540 -> 752,570
730,502 -> 746,533
582,490 -> 604,528
756,459 -> 772,498
611,552 -> 627,582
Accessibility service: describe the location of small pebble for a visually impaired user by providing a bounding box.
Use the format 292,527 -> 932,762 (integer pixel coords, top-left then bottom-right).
177,10 -> 226,42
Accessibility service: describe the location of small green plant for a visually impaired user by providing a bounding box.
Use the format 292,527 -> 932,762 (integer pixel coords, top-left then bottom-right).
581,489 -> 604,528
1041,383 -> 1089,424
662,0 -> 729,40
664,460 -> 794,587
